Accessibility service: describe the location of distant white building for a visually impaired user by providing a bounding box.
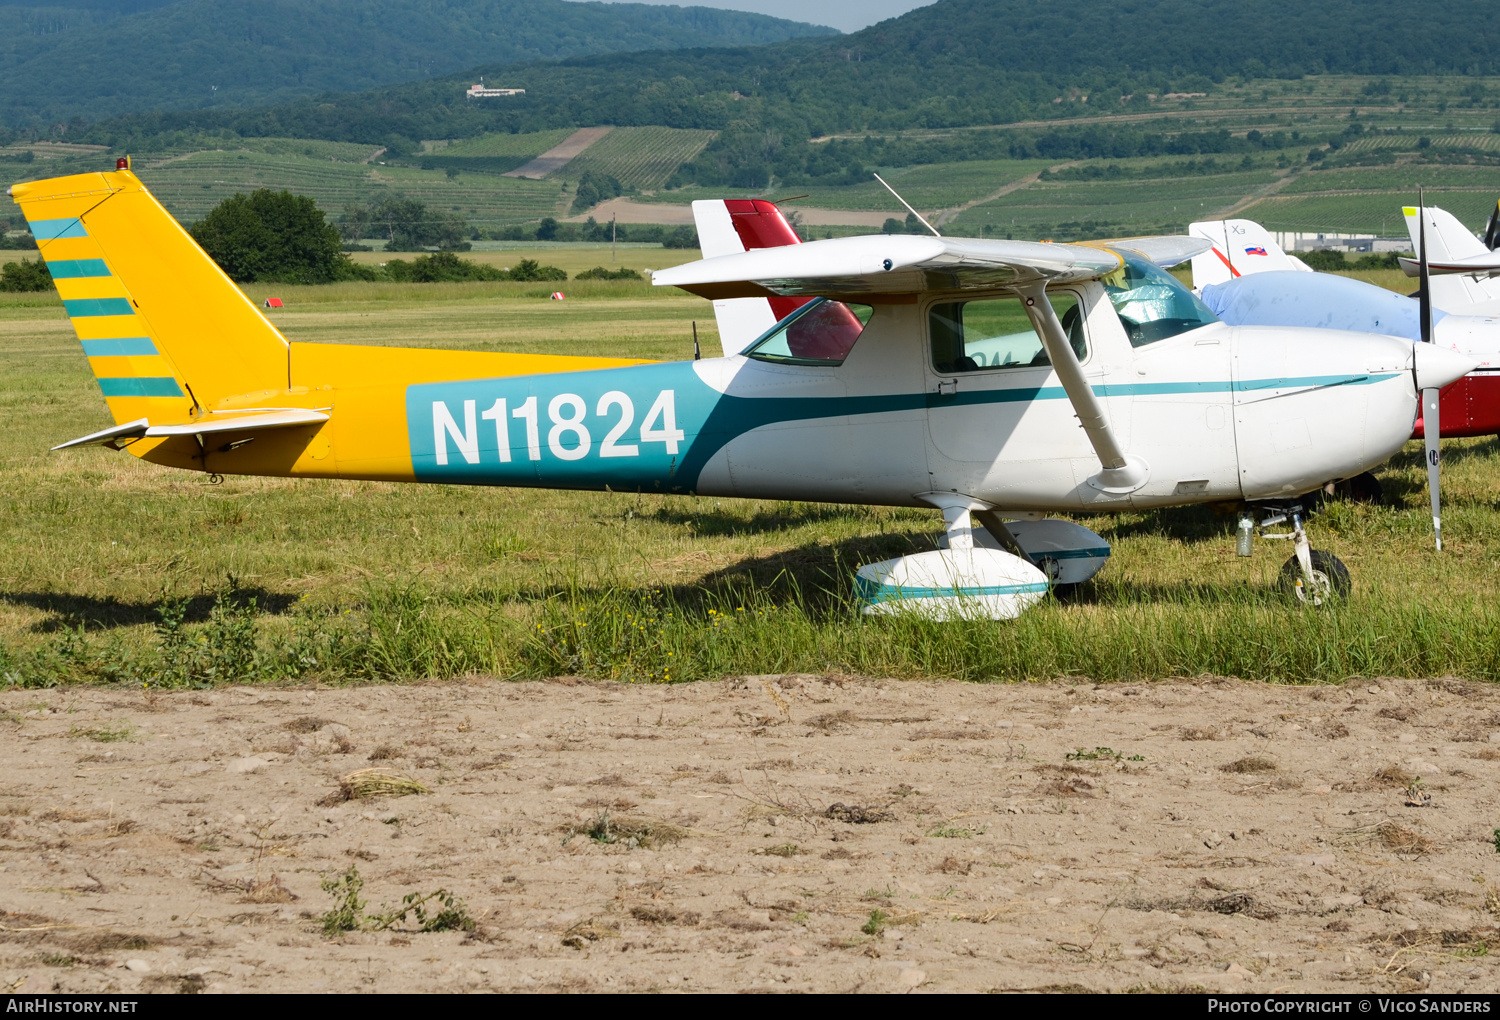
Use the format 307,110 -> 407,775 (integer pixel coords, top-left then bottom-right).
1271,231 -> 1411,253
466,80 -> 524,99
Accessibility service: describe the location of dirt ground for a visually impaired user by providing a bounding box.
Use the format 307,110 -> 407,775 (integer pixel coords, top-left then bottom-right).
4,676 -> 1500,994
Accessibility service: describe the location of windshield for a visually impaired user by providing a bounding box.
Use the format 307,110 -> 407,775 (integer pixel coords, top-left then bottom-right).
1103,254 -> 1219,347
744,298 -> 873,366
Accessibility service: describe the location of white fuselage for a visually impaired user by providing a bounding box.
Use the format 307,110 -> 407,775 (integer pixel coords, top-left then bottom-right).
689,280 -> 1424,512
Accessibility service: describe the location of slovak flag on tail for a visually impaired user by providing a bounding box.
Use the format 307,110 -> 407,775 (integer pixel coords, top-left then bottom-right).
691,199 -> 812,355
1245,246 -> 1269,256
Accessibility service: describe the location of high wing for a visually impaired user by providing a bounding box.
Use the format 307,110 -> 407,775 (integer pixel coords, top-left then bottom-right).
651,234 -> 1207,300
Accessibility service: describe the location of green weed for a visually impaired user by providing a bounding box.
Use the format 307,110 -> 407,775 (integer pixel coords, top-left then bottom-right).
928,826 -> 976,839
1065,747 -> 1144,762
861,909 -> 889,936
319,865 -> 475,937
70,723 -> 133,743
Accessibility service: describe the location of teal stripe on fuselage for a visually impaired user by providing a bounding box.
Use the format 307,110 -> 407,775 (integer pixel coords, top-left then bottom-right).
46,258 -> 111,279
854,576 -> 1052,602
81,337 -> 156,357
29,218 -> 87,241
405,364 -> 1400,493
64,298 -> 133,317
97,377 -> 182,398
1030,547 -> 1110,561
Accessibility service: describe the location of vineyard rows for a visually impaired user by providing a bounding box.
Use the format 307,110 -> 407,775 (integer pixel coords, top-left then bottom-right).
438,129 -> 575,160
138,151 -> 561,227
1342,133 -> 1500,152
1243,192 -> 1498,234
1283,164 -> 1500,194
951,169 -> 1279,238
559,127 -> 716,190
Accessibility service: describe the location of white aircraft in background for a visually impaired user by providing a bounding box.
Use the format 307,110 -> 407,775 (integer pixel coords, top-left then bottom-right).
679,199 -> 1468,607
1398,202 -> 1500,314
1188,215 -> 1500,447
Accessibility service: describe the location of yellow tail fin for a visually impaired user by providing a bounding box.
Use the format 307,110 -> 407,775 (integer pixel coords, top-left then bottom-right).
9,167 -> 289,425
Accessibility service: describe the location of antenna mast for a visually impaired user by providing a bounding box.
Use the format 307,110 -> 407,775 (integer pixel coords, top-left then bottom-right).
873,173 -> 941,237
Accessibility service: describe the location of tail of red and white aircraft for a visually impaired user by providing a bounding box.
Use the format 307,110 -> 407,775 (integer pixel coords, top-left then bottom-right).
1403,203 -> 1500,312
690,199 -> 810,355
1187,219 -> 1311,289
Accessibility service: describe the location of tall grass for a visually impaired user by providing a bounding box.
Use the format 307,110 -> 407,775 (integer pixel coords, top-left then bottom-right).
7,565 -> 1498,689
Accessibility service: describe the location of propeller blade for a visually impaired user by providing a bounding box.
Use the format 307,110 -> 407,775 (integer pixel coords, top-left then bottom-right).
1424,387 -> 1442,551
1417,188 -> 1432,346
1417,187 -> 1442,551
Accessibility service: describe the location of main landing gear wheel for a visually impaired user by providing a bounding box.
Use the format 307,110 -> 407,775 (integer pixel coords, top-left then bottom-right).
1277,550 -> 1350,606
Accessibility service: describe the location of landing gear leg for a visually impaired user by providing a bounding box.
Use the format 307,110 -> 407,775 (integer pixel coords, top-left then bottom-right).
1291,510 -> 1316,593
1244,502 -> 1352,605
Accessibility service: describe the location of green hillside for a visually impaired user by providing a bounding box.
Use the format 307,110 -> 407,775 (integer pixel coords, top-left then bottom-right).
10,1 -> 1500,242
0,0 -> 836,126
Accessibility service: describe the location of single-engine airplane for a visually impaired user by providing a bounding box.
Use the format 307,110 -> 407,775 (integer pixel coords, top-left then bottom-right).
9,163 -> 1474,618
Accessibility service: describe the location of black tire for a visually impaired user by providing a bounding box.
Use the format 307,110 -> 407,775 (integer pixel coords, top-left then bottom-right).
1278,550 -> 1351,605
1347,472 -> 1384,504
1333,471 -> 1384,505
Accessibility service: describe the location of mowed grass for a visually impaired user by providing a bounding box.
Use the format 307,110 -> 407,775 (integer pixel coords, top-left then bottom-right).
2,271 -> 1499,687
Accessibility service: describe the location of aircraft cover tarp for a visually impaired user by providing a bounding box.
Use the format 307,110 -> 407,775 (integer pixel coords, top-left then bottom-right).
1201,270 -> 1444,343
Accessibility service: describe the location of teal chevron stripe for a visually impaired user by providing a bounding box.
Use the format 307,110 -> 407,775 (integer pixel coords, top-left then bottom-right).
64,298 -> 134,317
29,218 -> 87,240
97,377 -> 182,398
46,258 -> 111,279
82,337 -> 156,357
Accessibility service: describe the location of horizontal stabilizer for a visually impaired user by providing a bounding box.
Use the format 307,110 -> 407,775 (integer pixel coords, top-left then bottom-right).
1097,235 -> 1212,269
1398,251 -> 1500,278
51,417 -> 151,451
52,407 -> 329,451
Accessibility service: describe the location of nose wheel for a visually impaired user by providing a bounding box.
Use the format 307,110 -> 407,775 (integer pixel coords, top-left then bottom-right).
1238,501 -> 1351,606
1276,549 -> 1350,606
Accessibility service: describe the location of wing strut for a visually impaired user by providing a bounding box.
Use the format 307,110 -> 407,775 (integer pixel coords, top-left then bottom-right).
1016,281 -> 1149,494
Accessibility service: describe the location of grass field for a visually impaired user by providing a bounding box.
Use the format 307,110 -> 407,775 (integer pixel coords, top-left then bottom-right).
1,267 -> 1498,689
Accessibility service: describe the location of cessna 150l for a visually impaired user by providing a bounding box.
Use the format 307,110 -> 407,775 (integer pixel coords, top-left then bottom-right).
9,164 -> 1474,619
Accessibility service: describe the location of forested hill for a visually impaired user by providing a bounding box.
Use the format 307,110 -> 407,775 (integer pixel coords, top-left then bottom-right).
0,0 -> 835,126
72,0 -> 1500,151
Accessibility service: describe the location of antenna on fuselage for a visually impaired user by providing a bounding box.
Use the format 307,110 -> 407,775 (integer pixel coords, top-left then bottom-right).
692,320 -> 701,361
873,173 -> 941,238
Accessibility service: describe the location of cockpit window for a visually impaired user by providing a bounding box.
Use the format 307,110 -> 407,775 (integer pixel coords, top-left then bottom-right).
744,298 -> 874,366
929,292 -> 1085,374
1102,254 -> 1219,347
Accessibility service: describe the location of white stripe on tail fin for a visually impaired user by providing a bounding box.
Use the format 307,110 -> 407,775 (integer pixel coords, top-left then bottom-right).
690,199 -> 809,356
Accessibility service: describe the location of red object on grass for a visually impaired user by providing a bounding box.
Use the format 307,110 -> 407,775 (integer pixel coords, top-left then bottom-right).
264,297 -> 284,309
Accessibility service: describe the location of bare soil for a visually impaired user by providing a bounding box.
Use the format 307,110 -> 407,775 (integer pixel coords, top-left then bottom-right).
4,676 -> 1500,994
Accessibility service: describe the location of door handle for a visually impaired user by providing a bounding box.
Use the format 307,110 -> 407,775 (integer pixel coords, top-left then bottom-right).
936,379 -> 958,396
